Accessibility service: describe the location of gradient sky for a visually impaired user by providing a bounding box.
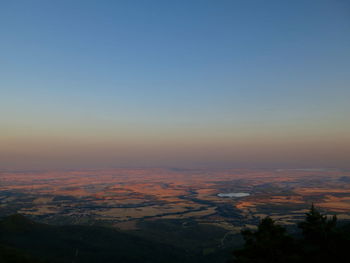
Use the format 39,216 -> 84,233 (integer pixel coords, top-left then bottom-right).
1,0 -> 350,169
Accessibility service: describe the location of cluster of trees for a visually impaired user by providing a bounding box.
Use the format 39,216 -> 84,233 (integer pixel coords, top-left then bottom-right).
231,205 -> 350,263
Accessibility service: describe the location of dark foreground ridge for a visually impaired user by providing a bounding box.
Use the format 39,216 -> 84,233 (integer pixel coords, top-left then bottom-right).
1,207 -> 350,263
0,214 -> 201,263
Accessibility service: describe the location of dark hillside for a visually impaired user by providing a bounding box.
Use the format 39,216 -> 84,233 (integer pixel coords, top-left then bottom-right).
0,214 -> 197,263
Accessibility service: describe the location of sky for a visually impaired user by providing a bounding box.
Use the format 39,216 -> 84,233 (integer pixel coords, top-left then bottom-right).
1,0 -> 350,169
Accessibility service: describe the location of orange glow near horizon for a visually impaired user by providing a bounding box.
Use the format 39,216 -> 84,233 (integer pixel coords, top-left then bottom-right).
1,125 -> 349,169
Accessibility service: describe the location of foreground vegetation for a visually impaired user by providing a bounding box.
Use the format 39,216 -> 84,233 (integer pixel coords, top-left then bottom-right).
232,205 -> 350,263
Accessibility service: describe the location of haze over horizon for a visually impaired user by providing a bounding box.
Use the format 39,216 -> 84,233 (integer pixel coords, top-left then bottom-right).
1,0 -> 350,169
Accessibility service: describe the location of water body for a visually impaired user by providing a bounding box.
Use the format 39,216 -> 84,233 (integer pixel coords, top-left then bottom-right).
217,192 -> 250,198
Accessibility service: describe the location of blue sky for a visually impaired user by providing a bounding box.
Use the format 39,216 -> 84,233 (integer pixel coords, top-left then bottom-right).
1,0 -> 350,169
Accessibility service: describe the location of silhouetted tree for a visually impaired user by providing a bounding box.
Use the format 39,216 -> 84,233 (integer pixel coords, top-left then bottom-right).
298,204 -> 347,262
298,203 -> 337,242
231,205 -> 350,263
232,217 -> 298,263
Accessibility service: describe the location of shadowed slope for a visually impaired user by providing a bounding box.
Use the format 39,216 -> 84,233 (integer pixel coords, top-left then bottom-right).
0,214 -> 197,263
